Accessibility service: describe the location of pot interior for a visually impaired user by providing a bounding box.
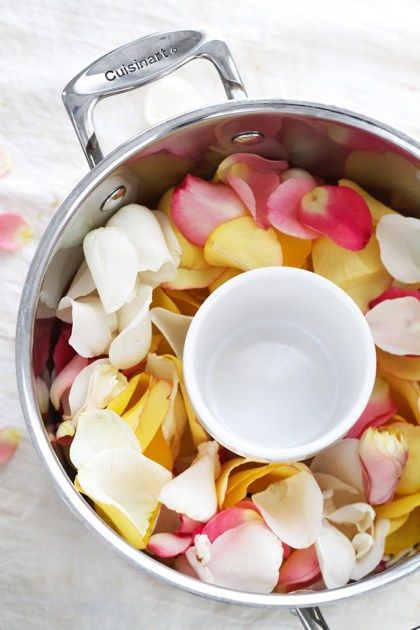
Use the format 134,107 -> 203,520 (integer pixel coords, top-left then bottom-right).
28,105 -> 420,601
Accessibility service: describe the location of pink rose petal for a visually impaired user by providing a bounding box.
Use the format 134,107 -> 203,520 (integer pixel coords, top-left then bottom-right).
171,175 -> 247,246
177,514 -> 203,535
277,545 -> 320,591
0,213 -> 33,251
369,287 -> 420,309
359,428 -> 408,505
267,178 -> 318,238
365,297 -> 420,355
310,438 -> 365,494
49,354 -> 89,410
202,505 -> 260,542
53,324 -> 76,374
216,154 -> 288,229
346,376 -> 397,439
298,185 -> 372,251
0,427 -> 21,464
148,532 -> 193,557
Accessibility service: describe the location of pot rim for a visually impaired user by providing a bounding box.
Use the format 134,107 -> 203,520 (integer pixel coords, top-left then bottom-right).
16,98 -> 420,608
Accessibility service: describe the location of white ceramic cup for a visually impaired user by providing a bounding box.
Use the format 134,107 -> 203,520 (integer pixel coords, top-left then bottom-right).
183,267 -> 376,462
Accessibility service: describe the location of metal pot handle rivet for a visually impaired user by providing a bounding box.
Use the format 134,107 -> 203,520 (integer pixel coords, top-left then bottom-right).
62,29 -> 247,169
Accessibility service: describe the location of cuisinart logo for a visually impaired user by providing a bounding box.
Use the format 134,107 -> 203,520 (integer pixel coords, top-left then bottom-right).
104,47 -> 178,81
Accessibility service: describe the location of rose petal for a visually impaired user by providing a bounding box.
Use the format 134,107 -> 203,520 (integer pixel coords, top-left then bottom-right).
158,441 -> 220,521
209,268 -> 242,292
148,532 -> 193,557
313,473 -> 361,514
369,286 -> 420,310
204,216 -> 283,271
53,324 -> 76,374
202,505 -> 260,542
132,379 -> 172,451
311,439 -> 364,493
381,372 -> 420,424
311,235 -> 392,313
277,545 -> 320,591
66,260 -> 95,300
177,514 -> 203,535
375,493 -> 420,520
346,375 -> 397,439
76,446 -> 172,547
50,354 -> 89,410
83,226 -> 139,313
171,175 -> 247,246
275,231 -> 312,268
70,408 -> 139,469
154,209 -> 182,266
67,358 -> 126,418
315,520 -> 356,588
267,178 -> 318,238
162,266 -> 225,290
376,214 -> 420,283
35,376 -> 50,414
327,502 -> 375,533
0,213 -> 33,251
350,518 -> 389,580
0,427 -> 21,464
298,185 -> 372,251
365,297 -> 420,356
338,179 -> 397,225
109,285 -> 153,369
359,428 -> 409,505
384,508 -> 420,555
281,168 -> 316,183
387,422 -> 420,495
252,471 -> 323,548
149,308 -> 192,358
377,351 -> 420,381
352,532 -> 374,560
186,521 -> 283,593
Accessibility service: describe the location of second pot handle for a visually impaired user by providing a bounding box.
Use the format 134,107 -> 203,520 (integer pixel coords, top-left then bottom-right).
290,606 -> 330,629
62,29 -> 247,168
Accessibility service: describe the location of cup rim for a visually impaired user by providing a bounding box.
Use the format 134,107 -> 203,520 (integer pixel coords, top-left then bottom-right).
183,266 -> 377,462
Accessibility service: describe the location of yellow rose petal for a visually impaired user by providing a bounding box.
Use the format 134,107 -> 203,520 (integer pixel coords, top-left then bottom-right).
151,287 -> 180,313
144,428 -> 173,471
135,379 -> 172,451
209,268 -> 242,293
381,372 -> 420,424
384,507 -> 420,555
204,216 -> 283,271
377,350 -> 420,382
338,179 -> 396,225
387,422 -> 420,495
275,231 -> 312,268
223,463 -> 300,508
375,492 -> 420,519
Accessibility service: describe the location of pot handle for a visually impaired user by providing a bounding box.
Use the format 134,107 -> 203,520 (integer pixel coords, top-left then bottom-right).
290,607 -> 330,629
62,29 -> 247,168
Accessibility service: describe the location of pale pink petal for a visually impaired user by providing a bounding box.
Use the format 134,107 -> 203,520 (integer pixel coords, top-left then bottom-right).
174,553 -> 198,578
50,354 -> 89,410
83,226 -> 139,313
252,472 -> 324,548
0,149 -> 12,178
315,520 -> 356,588
171,175 -> 247,246
186,521 -> 283,593
350,518 -> 389,580
149,308 -> 192,358
0,213 -> 33,251
369,286 -> 420,309
158,442 -> 220,522
177,514 -> 203,535
267,178 -> 318,238
148,532 -> 193,557
359,428 -> 408,505
202,505 -> 260,542
346,375 -> 397,439
365,297 -> 420,355
376,214 -> 420,283
277,545 -> 320,590
280,167 -> 317,183
0,427 -> 21,464
298,185 -> 372,251
310,439 -> 365,494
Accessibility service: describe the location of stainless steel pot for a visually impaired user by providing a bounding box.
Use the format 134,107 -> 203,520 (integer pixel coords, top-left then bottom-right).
16,29 -> 420,630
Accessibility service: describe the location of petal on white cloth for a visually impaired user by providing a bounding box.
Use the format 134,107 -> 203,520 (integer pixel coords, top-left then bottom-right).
150,307 -> 192,358
83,226 -> 139,314
365,297 -> 420,355
315,520 -> 356,588
57,296 -> 117,357
310,439 -> 365,494
109,285 -> 153,369
252,471 -> 323,548
376,214 -> 420,283
70,408 -> 139,468
107,204 -> 174,272
158,442 -> 220,521
186,521 -> 283,593
350,518 -> 389,580
76,447 -> 172,537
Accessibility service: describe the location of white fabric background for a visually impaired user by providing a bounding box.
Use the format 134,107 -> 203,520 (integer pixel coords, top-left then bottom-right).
0,1 -> 419,628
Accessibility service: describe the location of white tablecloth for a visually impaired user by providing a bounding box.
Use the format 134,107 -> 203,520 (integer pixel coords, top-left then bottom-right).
0,1 -> 419,628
